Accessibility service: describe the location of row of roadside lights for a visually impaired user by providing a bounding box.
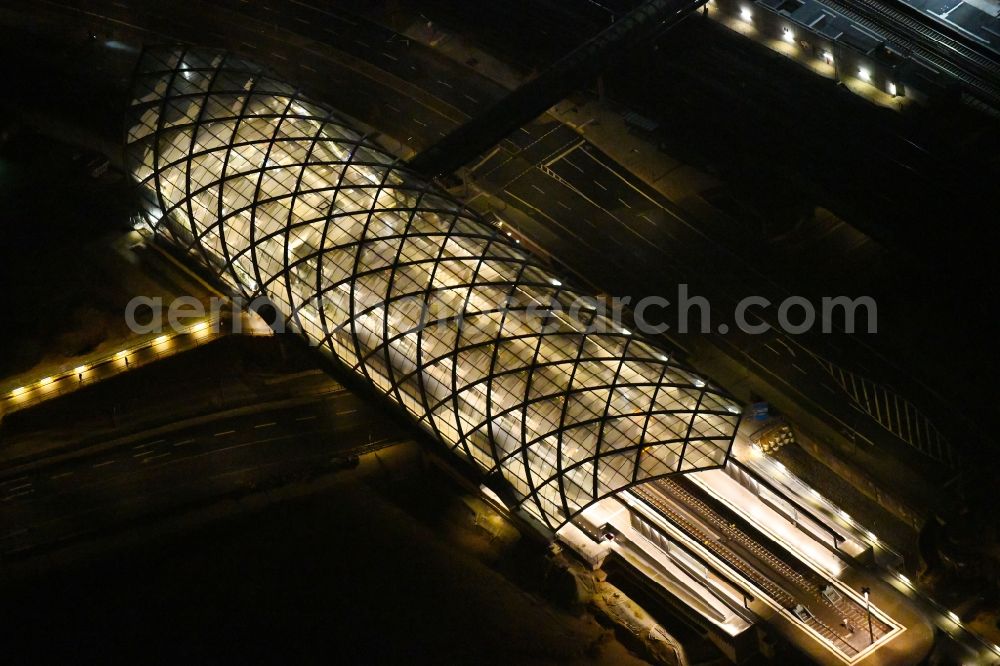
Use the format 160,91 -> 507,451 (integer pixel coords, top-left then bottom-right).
5,320 -> 214,403
733,3 -> 900,97
748,445 -> 877,537
749,445 -> 1000,656
893,570 -> 1000,656
779,463 -> 1000,655
760,447 -> 886,547
750,444 -> 1000,657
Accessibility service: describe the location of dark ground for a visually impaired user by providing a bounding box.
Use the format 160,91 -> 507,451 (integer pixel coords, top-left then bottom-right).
0,462 -> 646,666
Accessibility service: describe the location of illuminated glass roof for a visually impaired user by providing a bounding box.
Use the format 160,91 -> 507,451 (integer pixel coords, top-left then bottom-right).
125,47 -> 740,531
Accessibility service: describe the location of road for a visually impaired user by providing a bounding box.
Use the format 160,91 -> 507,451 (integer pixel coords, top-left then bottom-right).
0,387 -> 408,564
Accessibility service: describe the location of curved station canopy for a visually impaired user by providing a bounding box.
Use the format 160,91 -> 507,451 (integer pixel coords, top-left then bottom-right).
125,47 -> 740,532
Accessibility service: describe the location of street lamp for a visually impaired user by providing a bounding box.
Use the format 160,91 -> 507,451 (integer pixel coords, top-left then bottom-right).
862,586 -> 874,644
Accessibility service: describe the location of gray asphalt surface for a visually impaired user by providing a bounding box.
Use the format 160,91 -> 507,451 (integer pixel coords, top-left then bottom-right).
0,387 -> 407,562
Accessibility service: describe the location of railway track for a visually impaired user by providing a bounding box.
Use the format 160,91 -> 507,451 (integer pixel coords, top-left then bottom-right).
632,484 -> 861,654
631,480 -> 894,654
632,485 -> 800,605
660,479 -> 891,631
607,0 -> 1000,105
819,0 -> 1000,105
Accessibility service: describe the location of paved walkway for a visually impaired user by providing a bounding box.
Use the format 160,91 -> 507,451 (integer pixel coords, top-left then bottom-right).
0,309 -> 271,427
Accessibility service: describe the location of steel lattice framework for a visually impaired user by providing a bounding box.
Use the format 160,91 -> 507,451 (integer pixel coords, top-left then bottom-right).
125,47 -> 740,531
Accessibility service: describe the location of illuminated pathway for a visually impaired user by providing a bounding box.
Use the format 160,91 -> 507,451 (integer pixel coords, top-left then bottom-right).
0,312 -> 270,423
